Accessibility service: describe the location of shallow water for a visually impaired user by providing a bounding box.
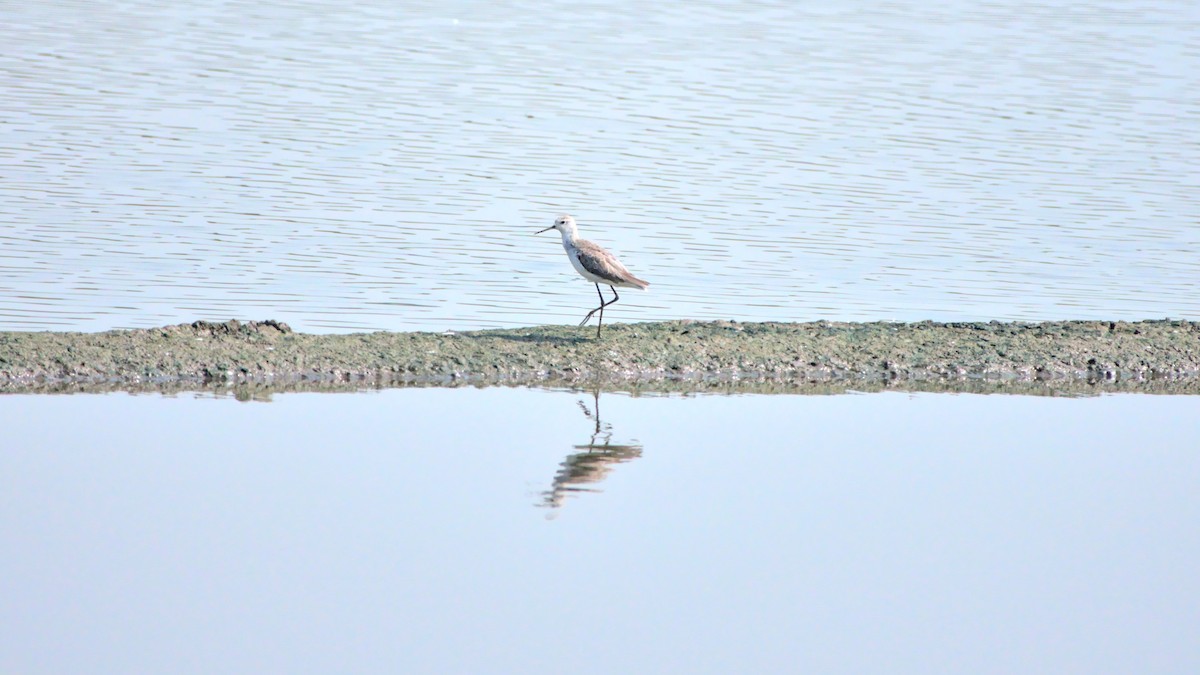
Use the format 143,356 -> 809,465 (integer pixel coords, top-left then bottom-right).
2,388 -> 1197,673
2,0 -> 1197,332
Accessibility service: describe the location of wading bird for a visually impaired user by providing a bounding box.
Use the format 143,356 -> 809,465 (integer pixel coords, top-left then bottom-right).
537,214 -> 648,338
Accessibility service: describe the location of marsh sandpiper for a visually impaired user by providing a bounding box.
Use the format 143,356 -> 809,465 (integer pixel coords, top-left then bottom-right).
537,214 -> 648,337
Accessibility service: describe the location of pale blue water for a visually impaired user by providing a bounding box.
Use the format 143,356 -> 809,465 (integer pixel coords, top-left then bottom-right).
2,0 -> 1198,332
1,388 -> 1198,674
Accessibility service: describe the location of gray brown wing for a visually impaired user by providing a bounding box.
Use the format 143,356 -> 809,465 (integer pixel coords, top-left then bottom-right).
574,239 -> 637,285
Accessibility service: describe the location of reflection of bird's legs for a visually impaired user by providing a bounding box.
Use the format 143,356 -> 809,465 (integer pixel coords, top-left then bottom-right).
578,391 -> 612,448
577,396 -> 600,448
594,391 -> 610,444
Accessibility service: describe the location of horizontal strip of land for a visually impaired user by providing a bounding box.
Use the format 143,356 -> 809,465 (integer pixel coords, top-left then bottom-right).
2,319 -> 1199,395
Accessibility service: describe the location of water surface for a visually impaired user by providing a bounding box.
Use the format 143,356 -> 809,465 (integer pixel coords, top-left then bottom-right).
2,388 -> 1197,673
2,0 -> 1197,332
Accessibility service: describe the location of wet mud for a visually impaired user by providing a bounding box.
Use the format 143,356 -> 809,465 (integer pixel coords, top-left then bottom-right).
2,318 -> 1198,394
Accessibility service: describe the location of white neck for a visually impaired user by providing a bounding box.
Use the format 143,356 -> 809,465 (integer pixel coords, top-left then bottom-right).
558,227 -> 579,247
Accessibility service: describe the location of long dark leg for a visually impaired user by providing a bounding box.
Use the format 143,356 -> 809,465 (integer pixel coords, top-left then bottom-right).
579,283 -> 606,328
578,284 -> 621,337
596,285 -> 620,337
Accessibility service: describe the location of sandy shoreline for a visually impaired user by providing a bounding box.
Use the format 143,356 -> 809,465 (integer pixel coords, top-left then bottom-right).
2,318 -> 1198,394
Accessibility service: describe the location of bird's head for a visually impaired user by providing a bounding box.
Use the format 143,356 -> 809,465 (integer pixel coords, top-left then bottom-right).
537,214 -> 577,235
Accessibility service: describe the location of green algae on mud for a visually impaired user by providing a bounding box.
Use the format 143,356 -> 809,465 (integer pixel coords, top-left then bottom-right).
1,318 -> 1199,394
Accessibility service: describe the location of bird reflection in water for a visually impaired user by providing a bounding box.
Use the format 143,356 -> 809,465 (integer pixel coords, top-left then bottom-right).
540,391 -> 643,511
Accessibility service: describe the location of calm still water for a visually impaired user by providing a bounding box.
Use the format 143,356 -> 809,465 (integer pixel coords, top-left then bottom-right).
2,0 -> 1197,332
1,388 -> 1198,673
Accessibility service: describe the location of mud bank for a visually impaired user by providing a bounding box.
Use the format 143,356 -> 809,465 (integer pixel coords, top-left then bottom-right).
2,319 -> 1199,394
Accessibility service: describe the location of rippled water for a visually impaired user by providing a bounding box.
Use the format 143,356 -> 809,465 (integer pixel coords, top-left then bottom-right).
2,0 -> 1197,332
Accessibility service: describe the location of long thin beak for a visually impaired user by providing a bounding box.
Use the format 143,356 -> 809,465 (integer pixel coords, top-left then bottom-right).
536,226 -> 554,234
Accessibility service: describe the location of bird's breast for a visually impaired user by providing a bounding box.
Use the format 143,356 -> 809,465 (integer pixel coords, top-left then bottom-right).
564,246 -> 606,284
